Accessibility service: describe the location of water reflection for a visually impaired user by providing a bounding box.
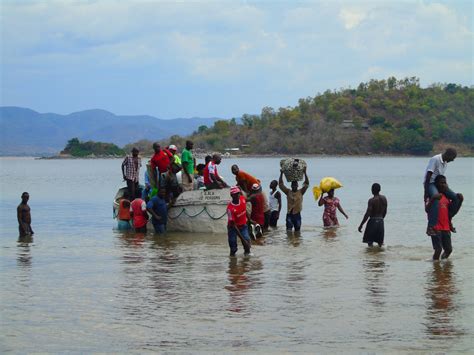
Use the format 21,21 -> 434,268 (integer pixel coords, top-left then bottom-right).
363,248 -> 388,308
17,235 -> 33,269
424,261 -> 463,338
286,230 -> 302,247
225,256 -> 263,314
320,227 -> 338,243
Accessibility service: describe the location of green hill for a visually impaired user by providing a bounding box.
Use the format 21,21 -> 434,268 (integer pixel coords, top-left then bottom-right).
175,77 -> 473,156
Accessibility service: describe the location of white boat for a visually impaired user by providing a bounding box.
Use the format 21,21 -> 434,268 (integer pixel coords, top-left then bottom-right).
113,187 -> 230,233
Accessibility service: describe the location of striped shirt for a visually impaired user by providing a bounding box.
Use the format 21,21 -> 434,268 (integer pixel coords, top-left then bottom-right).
424,154 -> 447,183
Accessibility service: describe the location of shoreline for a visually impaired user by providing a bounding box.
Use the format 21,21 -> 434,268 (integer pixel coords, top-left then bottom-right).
0,152 -> 472,160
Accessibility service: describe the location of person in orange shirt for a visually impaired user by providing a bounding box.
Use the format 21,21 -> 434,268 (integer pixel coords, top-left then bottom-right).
231,164 -> 260,194
425,175 -> 463,260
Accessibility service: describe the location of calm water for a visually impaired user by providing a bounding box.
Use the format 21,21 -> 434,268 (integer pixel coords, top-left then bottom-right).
0,157 -> 473,353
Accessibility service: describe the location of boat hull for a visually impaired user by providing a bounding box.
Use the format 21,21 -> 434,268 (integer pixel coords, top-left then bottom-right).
114,188 -> 230,233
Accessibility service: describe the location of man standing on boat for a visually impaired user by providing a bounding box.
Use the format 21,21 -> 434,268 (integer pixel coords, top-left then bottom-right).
181,140 -> 196,191
227,186 -> 251,256
150,142 -> 171,189
279,167 -> 309,232
121,147 -> 141,200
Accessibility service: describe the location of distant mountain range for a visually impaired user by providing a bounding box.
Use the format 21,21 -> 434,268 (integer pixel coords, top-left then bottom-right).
0,107 -> 222,155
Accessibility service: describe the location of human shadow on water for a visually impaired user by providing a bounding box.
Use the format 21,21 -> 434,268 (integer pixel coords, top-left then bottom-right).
362,248 -> 388,309
225,256 -> 263,314
424,260 -> 464,338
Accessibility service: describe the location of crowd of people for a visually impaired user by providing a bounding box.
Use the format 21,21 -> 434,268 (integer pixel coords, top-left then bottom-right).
110,146 -> 464,259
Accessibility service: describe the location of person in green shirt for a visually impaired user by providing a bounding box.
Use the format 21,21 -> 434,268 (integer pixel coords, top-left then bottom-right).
181,140 -> 196,191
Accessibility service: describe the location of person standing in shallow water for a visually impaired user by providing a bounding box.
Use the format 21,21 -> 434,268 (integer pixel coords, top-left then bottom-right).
425,175 -> 463,260
227,186 -> 251,256
278,167 -> 309,232
17,192 -> 34,237
318,189 -> 348,227
358,183 -> 387,247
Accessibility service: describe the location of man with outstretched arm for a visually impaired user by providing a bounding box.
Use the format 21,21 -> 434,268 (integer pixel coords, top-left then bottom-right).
358,183 -> 387,247
278,167 -> 309,232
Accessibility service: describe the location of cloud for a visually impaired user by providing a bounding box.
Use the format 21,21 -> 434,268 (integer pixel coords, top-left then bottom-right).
1,1 -> 472,117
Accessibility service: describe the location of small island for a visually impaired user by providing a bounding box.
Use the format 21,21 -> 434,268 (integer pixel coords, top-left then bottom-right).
56,138 -> 125,158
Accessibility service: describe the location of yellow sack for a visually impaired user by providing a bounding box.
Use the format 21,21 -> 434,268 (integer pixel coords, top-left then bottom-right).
312,177 -> 343,200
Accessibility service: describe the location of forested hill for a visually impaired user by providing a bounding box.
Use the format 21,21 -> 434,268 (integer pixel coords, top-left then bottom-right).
181,77 -> 473,156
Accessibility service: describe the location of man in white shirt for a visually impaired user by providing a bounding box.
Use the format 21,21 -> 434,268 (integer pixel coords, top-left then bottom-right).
423,148 -> 460,236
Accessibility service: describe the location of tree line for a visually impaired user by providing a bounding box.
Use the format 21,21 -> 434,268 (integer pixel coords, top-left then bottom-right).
81,77 -> 474,156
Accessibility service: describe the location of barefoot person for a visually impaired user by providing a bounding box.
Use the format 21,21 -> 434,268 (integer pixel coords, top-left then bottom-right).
279,167 -> 309,232
227,186 -> 251,256
425,175 -> 464,260
318,189 -> 348,227
17,192 -> 34,237
358,183 -> 387,247
424,148 -> 460,236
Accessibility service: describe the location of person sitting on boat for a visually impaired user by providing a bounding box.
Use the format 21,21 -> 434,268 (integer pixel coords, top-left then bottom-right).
227,186 -> 251,256
150,142 -> 172,188
130,197 -> 149,233
116,191 -> 132,230
205,154 -> 228,190
195,163 -> 206,189
248,183 -> 265,238
146,189 -> 168,234
231,164 -> 260,195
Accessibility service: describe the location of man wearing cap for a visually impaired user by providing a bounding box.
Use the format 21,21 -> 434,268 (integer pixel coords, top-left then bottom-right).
181,140 -> 196,191
279,167 -> 309,232
231,164 -> 260,194
227,186 -> 251,256
121,147 -> 141,200
168,145 -> 182,166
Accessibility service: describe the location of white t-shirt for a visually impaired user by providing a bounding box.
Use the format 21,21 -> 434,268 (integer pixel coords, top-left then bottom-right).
424,154 -> 447,183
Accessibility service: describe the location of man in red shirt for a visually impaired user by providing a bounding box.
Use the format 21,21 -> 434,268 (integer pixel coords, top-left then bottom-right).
248,183 -> 265,237
150,142 -> 171,187
426,175 -> 463,260
205,154 -> 228,189
130,197 -> 149,233
227,186 -> 251,256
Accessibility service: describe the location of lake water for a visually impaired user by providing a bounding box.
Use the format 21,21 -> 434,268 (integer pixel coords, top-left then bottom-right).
1,156 -> 473,353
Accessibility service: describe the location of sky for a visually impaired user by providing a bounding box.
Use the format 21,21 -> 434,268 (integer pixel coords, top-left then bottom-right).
1,0 -> 472,119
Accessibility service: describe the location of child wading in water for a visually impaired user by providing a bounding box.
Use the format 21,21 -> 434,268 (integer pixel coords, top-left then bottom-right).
318,189 -> 348,227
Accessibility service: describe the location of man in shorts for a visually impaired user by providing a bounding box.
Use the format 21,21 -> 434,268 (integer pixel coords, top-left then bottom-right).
358,183 -> 387,247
